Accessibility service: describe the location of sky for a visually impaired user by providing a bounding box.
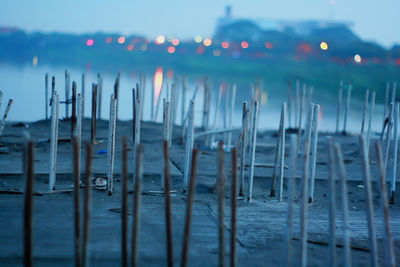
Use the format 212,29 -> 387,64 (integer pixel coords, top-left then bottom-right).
0,0 -> 399,48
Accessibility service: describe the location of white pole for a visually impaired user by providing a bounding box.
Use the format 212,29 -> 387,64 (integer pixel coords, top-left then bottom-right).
183,100 -> 195,192
278,103 -> 287,201
309,104 -> 320,202
49,92 -> 59,190
107,95 -> 117,195
247,101 -> 259,203
0,98 -> 13,137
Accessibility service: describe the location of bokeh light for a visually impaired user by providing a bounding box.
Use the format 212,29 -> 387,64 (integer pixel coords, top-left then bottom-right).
155,35 -> 165,44
354,54 -> 362,63
118,36 -> 125,44
203,38 -> 212,46
171,38 -> 180,46
127,44 -> 134,51
221,41 -> 230,49
194,36 -> 203,43
106,37 -> 112,43
167,46 -> 175,54
241,41 -> 249,49
320,41 -> 328,50
265,42 -> 272,49
86,39 -> 94,46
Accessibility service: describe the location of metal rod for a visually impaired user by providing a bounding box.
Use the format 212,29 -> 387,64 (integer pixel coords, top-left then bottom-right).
162,99 -> 171,189
183,100 -> 195,192
181,148 -> 199,267
23,137 -> 34,267
72,81 -> 77,138
82,143 -> 92,267
309,104 -> 320,202
227,85 -> 237,150
217,141 -> 226,267
97,74 -> 103,120
336,81 -> 343,134
49,92 -> 59,190
0,99 -> 13,137
366,91 -> 376,150
239,102 -> 248,196
343,84 -> 352,134
278,103 -> 287,201
247,101 -> 259,202
361,89 -> 370,133
121,137 -> 128,267
91,84 -> 98,145
107,95 -> 117,195
163,141 -> 174,267
390,102 -> 399,203
45,73 -> 49,120
270,104 -> 284,197
81,73 -> 85,116
65,70 -> 70,119
296,84 -> 306,154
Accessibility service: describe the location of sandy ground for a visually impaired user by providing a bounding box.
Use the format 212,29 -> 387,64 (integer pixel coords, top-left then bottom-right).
0,118 -> 399,266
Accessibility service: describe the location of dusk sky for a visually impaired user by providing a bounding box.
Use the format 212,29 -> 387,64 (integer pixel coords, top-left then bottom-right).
0,0 -> 399,47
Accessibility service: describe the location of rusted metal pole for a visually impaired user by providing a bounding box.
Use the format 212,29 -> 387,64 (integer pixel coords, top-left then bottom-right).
278,103 -> 287,201
0,99 -> 14,137
121,137 -> 128,267
181,148 -> 199,267
163,141 -> 174,267
309,104 -> 320,202
23,136 -> 34,267
82,143 -> 92,267
81,73 -> 85,116
183,100 -> 195,192
230,147 -> 238,267
132,144 -> 144,267
217,141 -> 226,267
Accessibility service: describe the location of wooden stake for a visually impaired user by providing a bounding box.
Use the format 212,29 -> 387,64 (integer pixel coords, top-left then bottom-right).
278,103 -> 287,201
336,81 -> 343,134
107,95 -> 117,195
283,135 -> 297,267
343,84 -> 352,135
361,89 -> 370,133
227,85 -> 237,150
230,146 -> 238,267
81,74 -> 85,116
359,135 -> 378,267
181,148 -> 199,267
390,102 -> 399,203
49,92 -> 59,190
121,137 -> 128,267
217,141 -> 226,267
183,100 -> 195,192
375,142 -> 396,267
82,143 -> 92,267
327,139 -> 336,267
333,142 -> 352,267
239,102 -> 248,196
23,136 -> 34,267
73,135 -> 81,267
71,81 -> 77,138
163,141 -> 174,267
247,101 -> 259,202
97,74 -> 103,120
45,73 -> 49,120
91,84 -> 98,145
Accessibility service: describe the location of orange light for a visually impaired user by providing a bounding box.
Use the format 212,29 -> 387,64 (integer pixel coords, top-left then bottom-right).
203,38 -> 212,46
221,41 -> 230,49
320,41 -> 328,50
86,39 -> 94,46
354,54 -> 362,63
167,46 -> 175,54
106,37 -> 112,43
127,44 -> 134,51
154,67 -> 163,104
155,35 -> 165,44
265,42 -> 272,49
171,38 -> 180,46
118,36 -> 125,44
241,41 -> 249,49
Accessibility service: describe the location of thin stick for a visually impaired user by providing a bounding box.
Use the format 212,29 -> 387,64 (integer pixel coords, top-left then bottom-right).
247,101 -> 259,202
97,74 -> 103,120
366,91 -> 376,150
65,70 -> 70,119
181,148 -> 199,267
73,135 -> 81,267
217,141 -> 226,267
163,141 -> 174,267
333,142 -> 352,267
327,139 -> 336,267
283,135 -> 297,267
336,82 -> 342,134
0,99 -> 14,137
132,144 -> 144,267
71,81 -> 77,137
295,80 -> 299,128
296,84 -> 306,154
278,103 -> 287,201
359,135 -> 378,267
107,95 -> 117,195
91,84 -> 98,144
391,81 -> 397,105
375,142 -> 396,267
239,102 -> 248,196
132,88 -> 136,145
45,73 -> 49,120
151,74 -> 155,120
183,100 -> 195,192
81,74 -> 85,116
390,102 -> 399,203
23,138 -> 34,267
121,137 -> 128,267
383,103 -> 394,177
309,104 -> 320,202
227,85 -> 237,150
181,76 -> 187,126
287,80 -> 292,128
155,82 -> 165,122
361,89 -> 370,133
270,106 -> 282,197
82,143 -> 92,267
49,92 -> 59,190
169,84 -> 176,147
383,82 -> 390,124
230,147 -> 238,267
343,84 -> 352,135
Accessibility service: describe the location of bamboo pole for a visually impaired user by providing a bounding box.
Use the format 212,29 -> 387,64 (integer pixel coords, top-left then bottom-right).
309,104 -> 320,202
327,139 -> 336,267
375,142 -> 396,267
132,144 -> 144,267
181,148 -> 199,267
359,135 -> 378,267
333,142 -> 351,267
343,84 -> 352,134
49,92 -> 59,190
82,143 -> 92,267
73,135 -> 81,267
106,95 -> 117,195
336,81 -> 343,134
163,141 -> 174,267
23,136 -> 34,267
217,141 -> 226,267
239,102 -> 248,196
230,147 -> 238,267
121,137 -> 128,267
361,89 -> 370,134
247,101 -> 259,202
283,135 -> 296,267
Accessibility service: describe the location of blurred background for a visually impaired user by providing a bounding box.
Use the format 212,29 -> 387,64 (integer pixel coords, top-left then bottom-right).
0,0 -> 399,132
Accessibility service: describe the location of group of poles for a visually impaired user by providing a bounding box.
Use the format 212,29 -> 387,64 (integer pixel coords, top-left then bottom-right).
21,71 -> 399,266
